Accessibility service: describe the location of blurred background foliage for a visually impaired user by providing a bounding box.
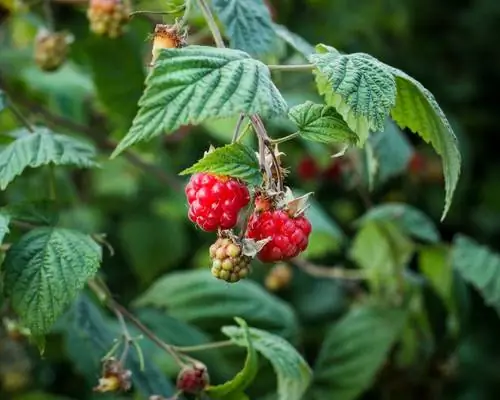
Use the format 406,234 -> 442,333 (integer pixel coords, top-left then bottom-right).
1,0 -> 500,399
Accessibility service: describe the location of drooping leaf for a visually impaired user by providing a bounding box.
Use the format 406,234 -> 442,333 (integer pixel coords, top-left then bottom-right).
0,210 -> 10,244
389,68 -> 461,220
180,143 -> 261,186
288,101 -> 358,145
452,235 -> 500,312
133,270 -> 299,340
112,46 -> 287,156
63,295 -> 175,397
212,0 -> 277,56
272,24 -> 315,58
361,141 -> 378,191
222,324 -> 312,400
369,120 -> 414,185
357,203 -> 440,243
309,45 -> 396,144
0,127 -> 99,190
311,305 -> 407,400
207,318 -> 258,398
3,228 -> 102,334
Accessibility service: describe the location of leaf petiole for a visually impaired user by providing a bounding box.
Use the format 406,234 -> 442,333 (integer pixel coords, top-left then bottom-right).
271,131 -> 300,144
267,64 -> 315,72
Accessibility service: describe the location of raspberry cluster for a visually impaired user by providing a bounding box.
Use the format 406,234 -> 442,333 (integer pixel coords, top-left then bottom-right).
185,173 -> 250,232
34,31 -> 69,72
87,0 -> 129,38
246,208 -> 312,263
209,238 -> 250,283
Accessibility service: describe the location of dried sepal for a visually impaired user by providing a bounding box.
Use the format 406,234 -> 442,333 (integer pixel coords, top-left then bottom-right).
242,237 -> 272,258
93,357 -> 132,393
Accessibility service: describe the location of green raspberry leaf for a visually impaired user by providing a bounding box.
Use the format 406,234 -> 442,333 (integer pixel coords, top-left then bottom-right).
310,305 -> 407,400
3,227 -> 102,335
309,45 -> 396,145
212,0 -> 277,56
0,210 -> 10,244
0,89 -> 6,112
0,127 -> 99,190
389,68 -> 461,220
206,318 -> 258,398
180,143 -> 261,186
222,324 -> 312,400
288,101 -> 359,145
112,46 -> 287,157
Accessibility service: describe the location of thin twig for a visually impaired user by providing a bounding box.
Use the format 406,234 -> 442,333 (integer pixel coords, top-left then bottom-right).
173,340 -> 233,353
129,6 -> 185,18
43,0 -> 55,31
113,307 -> 133,364
232,114 -> 245,143
271,132 -> 300,145
179,0 -> 193,26
267,64 -> 314,72
8,101 -> 35,133
196,0 -> 224,47
293,257 -> 367,281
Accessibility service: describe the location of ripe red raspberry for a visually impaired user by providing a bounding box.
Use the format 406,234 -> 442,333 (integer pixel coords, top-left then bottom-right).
209,237 -> 250,282
176,362 -> 209,395
185,173 -> 250,232
246,210 -> 312,263
297,157 -> 319,181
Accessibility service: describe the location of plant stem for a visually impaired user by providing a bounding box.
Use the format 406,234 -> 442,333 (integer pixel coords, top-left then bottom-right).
271,131 -> 300,144
267,64 -> 314,72
179,0 -> 193,25
173,340 -> 233,353
129,7 -> 185,18
196,0 -> 224,47
43,0 -> 55,31
8,101 -> 35,133
48,164 -> 57,200
232,113 -> 245,143
293,257 -> 367,280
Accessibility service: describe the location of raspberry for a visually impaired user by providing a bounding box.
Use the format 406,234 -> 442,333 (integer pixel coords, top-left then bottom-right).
87,0 -> 129,38
151,24 -> 187,64
265,263 -> 293,291
185,173 -> 250,232
246,209 -> 312,263
209,238 -> 251,283
176,362 -> 209,394
34,31 -> 69,72
297,157 -> 319,181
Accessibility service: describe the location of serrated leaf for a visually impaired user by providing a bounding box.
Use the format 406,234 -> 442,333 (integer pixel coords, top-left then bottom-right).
212,0 -> 277,56
309,45 -> 396,145
63,295 -> 175,397
389,68 -> 461,220
0,127 -> 99,190
311,305 -> 407,400
0,210 -> 10,244
357,203 -> 440,243
452,235 -> 500,312
3,228 -> 102,334
112,46 -> 287,156
222,324 -> 312,400
133,270 -> 298,340
288,101 -> 358,145
180,143 -> 261,185
272,24 -> 314,58
207,318 -> 258,398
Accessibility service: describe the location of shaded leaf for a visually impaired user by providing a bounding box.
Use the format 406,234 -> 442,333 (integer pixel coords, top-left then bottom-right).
0,89 -> 6,112
180,143 -> 261,186
272,24 -> 314,58
452,235 -> 500,312
3,228 -> 101,334
212,0 -> 277,56
309,45 -> 396,144
311,305 -> 407,400
133,270 -> 299,340
0,210 -> 10,244
357,203 -> 440,243
207,318 -> 258,398
389,68 -> 461,220
0,127 -> 99,190
288,101 -> 358,145
112,46 -> 287,156
222,324 -> 312,400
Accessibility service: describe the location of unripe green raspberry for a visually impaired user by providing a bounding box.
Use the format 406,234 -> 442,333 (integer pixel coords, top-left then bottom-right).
209,237 -> 251,283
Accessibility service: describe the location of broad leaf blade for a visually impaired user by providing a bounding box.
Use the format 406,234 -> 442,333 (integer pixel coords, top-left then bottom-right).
0,127 -> 99,190
133,270 -> 299,340
309,45 -> 396,144
207,318 -> 258,398
180,143 -> 261,185
389,68 -> 461,220
288,101 -> 358,145
222,324 -> 312,400
0,210 -> 10,244
357,203 -> 440,243
3,228 -> 102,334
212,0 -> 277,56
311,305 -> 407,400
452,235 -> 500,312
112,46 -> 287,156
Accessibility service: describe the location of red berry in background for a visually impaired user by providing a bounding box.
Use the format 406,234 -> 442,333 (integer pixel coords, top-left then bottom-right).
408,152 -> 425,174
185,173 -> 250,231
246,209 -> 312,263
323,159 -> 343,180
297,157 -> 320,181
176,362 -> 209,394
